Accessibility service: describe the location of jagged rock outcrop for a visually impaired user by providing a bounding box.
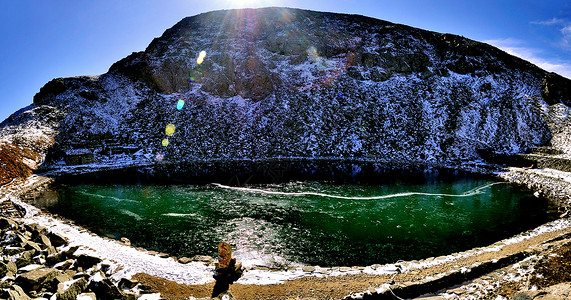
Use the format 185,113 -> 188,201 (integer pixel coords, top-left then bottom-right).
3,7 -> 571,173
0,216 -> 159,299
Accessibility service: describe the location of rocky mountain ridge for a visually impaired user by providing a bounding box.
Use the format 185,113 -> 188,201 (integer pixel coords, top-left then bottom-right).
2,7 -> 571,175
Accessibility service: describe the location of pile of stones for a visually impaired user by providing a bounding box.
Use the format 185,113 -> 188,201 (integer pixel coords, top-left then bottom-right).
0,217 -> 152,300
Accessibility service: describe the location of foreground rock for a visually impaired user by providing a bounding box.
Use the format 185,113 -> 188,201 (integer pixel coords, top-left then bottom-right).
514,282 -> 571,300
0,216 -> 161,300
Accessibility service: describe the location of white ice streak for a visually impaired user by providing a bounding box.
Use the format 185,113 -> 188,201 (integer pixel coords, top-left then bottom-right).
119,209 -> 143,221
161,212 -> 204,222
77,190 -> 137,203
212,182 -> 505,200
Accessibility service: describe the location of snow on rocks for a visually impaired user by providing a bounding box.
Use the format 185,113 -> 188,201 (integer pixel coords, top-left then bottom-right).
499,167 -> 571,211
0,216 -> 147,299
10,197 -> 215,286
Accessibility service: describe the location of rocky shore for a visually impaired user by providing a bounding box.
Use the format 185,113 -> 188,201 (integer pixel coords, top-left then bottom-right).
499,167 -> 571,214
0,177 -> 173,299
0,192 -> 218,300
0,215 -> 144,300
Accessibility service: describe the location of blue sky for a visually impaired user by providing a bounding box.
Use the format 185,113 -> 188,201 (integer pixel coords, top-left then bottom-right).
1,0 -> 570,122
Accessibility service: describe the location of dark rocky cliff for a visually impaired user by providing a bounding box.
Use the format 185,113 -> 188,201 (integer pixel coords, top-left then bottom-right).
3,7 -> 571,174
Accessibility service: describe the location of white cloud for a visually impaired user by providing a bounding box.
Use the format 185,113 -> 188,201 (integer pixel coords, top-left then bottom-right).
531,17 -> 571,50
483,38 -> 571,79
561,25 -> 571,48
530,18 -> 566,26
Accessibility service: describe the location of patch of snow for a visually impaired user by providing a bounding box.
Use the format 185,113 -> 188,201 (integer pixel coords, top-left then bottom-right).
501,218 -> 571,245
90,271 -> 105,283
138,293 -> 161,300
60,278 -> 83,291
19,264 -> 43,272
77,294 -> 97,300
237,268 -> 307,285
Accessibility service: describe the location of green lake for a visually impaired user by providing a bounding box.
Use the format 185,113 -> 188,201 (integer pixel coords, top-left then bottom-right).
37,177 -> 556,267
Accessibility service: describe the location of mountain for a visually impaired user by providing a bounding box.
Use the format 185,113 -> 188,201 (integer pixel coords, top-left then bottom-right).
2,7 -> 571,178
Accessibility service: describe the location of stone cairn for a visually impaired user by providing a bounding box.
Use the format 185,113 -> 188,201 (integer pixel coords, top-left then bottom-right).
0,217 -> 145,300
211,242 -> 243,299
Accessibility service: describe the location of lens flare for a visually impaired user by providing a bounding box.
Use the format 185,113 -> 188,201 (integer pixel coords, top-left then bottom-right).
197,51 -> 206,65
165,124 -> 176,136
177,99 -> 185,110
189,77 -> 195,82
307,46 -> 319,61
161,139 -> 169,147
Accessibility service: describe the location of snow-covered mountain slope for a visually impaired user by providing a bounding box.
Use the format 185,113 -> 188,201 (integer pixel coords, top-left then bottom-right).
3,7 -> 571,174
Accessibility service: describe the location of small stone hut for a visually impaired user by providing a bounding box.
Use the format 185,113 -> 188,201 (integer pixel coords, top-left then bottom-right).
64,149 -> 95,166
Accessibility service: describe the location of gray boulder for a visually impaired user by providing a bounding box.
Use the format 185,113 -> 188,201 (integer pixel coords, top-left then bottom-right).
3,285 -> 31,300
25,224 -> 47,241
35,234 -> 52,249
49,272 -> 73,292
73,254 -> 102,270
0,217 -> 18,230
0,261 -> 11,277
46,252 -> 67,266
178,257 -> 192,264
87,272 -> 124,300
122,290 -> 137,300
16,267 -> 60,293
191,255 -> 214,265
542,282 -> 571,298
23,241 -> 42,252
6,261 -> 18,276
46,232 -> 67,247
53,259 -> 74,271
4,246 -> 24,256
15,250 -> 36,268
56,277 -> 87,300
514,282 -> 571,299
118,277 -> 138,290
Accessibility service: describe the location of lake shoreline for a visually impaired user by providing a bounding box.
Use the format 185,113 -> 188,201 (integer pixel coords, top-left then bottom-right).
1,164 -> 571,298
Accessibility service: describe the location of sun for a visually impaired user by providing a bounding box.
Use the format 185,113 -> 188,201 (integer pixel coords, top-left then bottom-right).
233,0 -> 257,4
224,0 -> 281,8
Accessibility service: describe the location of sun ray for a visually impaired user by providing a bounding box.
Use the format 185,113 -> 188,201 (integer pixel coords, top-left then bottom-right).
221,0 -> 284,9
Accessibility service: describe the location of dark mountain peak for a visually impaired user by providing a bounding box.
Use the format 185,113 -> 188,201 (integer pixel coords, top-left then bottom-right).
8,8 -> 571,173
101,7 -> 560,101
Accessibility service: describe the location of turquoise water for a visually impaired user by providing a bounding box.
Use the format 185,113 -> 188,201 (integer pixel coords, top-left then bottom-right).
42,178 -> 555,267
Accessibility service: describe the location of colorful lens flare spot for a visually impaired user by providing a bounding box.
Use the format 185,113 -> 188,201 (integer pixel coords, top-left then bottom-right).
197,51 -> 206,65
189,77 -> 195,82
165,124 -> 176,136
176,100 -> 185,110
161,139 -> 169,147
